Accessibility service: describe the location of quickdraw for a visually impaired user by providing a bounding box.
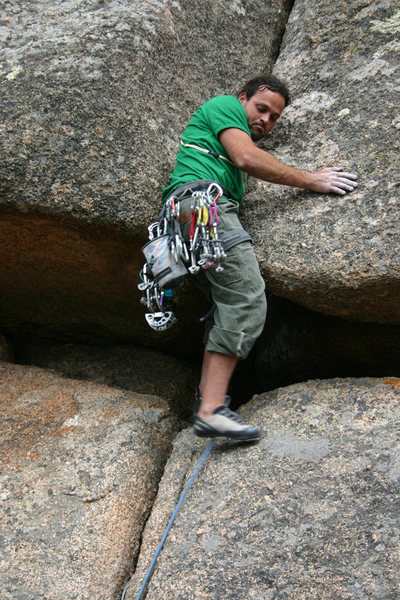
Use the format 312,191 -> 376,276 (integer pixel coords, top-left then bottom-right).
138,183 -> 226,331
190,186 -> 226,272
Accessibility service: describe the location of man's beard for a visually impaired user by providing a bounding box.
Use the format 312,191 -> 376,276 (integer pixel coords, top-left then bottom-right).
250,125 -> 265,142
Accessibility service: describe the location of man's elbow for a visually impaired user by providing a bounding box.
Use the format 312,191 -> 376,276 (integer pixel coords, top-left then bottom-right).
230,150 -> 253,172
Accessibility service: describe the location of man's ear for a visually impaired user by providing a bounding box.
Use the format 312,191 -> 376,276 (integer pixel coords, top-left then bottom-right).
238,92 -> 247,105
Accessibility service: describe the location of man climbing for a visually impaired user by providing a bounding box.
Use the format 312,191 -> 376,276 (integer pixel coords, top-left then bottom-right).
161,74 -> 358,441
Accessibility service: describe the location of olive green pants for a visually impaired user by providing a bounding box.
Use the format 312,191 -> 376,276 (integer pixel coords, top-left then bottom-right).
179,195 -> 267,359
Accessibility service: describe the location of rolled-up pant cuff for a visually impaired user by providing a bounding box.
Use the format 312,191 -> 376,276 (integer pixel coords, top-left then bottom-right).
206,326 -> 260,360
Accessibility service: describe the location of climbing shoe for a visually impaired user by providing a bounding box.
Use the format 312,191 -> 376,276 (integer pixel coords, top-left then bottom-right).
194,406 -> 260,441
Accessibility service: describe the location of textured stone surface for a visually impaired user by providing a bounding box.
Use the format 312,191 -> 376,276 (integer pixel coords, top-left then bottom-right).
0,0 -> 290,227
2,3 -> 400,598
126,378 -> 400,600
242,0 -> 400,322
16,340 -> 200,417
0,362 -> 179,600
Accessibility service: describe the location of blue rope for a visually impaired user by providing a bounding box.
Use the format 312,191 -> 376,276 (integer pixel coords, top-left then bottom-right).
121,440 -> 214,600
199,303 -> 216,323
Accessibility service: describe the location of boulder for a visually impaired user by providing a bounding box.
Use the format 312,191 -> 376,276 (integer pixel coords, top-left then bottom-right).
0,362 -> 179,600
0,0 -> 291,345
15,341 -> 200,417
1,0 -> 291,225
241,0 -> 400,323
126,377 -> 400,599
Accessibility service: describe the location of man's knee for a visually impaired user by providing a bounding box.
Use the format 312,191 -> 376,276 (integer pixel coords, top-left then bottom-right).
205,291 -> 267,359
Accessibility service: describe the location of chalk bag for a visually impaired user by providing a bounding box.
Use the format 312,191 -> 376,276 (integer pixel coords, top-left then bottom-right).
142,234 -> 188,290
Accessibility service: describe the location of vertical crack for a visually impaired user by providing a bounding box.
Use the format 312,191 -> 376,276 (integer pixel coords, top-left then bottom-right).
272,0 -> 296,66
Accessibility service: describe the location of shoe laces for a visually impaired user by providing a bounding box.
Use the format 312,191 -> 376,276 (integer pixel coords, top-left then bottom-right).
216,406 -> 245,424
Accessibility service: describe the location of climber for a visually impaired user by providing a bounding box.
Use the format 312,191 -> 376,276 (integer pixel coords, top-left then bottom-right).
162,73 -> 358,441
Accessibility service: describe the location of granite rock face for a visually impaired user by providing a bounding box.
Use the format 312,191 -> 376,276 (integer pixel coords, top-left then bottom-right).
2,3 -> 400,599
16,341 -> 200,417
0,211 -> 210,354
1,0 -> 399,347
126,377 -> 400,600
0,362 -> 179,600
242,0 -> 400,323
0,0 -> 290,226
0,0 -> 291,344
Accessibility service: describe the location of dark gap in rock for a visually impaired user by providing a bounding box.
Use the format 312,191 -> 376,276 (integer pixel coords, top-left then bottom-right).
253,294 -> 400,393
270,0 -> 297,65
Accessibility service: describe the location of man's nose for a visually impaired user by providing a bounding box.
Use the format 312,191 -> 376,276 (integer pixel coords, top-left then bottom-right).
260,114 -> 271,128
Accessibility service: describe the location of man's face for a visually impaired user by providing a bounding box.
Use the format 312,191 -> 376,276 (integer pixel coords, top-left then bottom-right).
239,87 -> 286,141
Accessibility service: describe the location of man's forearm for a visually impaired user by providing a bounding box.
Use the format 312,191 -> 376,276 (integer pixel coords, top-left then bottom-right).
219,127 -> 358,195
236,145 -> 314,189
242,148 -> 358,194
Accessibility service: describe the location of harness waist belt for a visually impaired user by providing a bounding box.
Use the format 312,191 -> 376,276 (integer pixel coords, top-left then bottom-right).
164,180 -> 232,203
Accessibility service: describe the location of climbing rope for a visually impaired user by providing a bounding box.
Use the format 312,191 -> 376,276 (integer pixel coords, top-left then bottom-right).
121,440 -> 215,600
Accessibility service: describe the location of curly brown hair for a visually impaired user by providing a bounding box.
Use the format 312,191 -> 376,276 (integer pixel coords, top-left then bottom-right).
237,74 -> 290,107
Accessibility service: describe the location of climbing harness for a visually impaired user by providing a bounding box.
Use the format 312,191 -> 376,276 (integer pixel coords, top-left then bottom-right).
120,440 -> 215,600
138,180 -> 252,332
138,182 -> 227,331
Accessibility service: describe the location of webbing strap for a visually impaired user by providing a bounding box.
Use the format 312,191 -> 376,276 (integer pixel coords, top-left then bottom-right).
219,228 -> 252,252
180,140 -> 236,167
161,181 -> 232,222
154,266 -> 172,283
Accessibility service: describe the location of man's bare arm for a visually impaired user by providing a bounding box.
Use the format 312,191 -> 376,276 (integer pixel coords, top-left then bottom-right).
219,128 -> 358,195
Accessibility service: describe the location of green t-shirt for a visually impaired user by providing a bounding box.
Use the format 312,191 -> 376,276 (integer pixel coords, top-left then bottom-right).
162,95 -> 250,208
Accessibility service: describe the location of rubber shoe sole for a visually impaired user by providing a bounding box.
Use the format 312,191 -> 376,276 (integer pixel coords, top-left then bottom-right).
194,406 -> 260,441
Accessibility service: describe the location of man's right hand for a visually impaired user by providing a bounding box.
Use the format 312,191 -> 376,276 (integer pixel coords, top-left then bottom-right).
308,167 -> 358,195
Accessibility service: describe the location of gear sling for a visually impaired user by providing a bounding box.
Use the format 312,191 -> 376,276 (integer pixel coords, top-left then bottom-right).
138,180 -> 251,331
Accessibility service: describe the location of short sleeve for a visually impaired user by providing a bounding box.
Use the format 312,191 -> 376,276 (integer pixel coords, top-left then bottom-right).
201,95 -> 251,138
